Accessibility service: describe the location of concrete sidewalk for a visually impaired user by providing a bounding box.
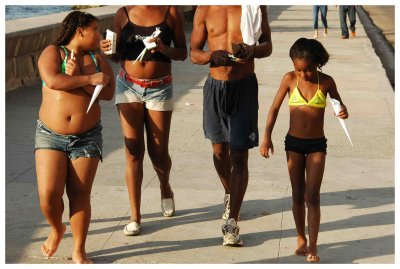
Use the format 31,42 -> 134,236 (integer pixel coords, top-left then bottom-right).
5,6 -> 394,264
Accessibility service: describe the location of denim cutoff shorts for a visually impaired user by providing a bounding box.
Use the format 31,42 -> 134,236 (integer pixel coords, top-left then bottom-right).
35,119 -> 103,161
115,71 -> 174,111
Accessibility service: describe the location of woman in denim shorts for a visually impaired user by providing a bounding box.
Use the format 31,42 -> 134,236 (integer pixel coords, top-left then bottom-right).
36,11 -> 115,263
100,6 -> 187,236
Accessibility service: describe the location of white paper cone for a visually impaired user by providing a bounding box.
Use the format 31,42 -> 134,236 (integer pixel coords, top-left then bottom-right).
86,84 -> 103,114
132,48 -> 146,65
132,28 -> 160,64
330,98 -> 353,146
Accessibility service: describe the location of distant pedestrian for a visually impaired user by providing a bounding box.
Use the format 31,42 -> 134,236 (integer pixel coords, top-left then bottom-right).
313,5 -> 328,38
260,38 -> 349,263
339,5 -> 357,39
36,11 -> 115,263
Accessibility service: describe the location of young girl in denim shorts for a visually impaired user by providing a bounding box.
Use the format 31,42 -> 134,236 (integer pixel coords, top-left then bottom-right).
99,6 -> 187,236
260,38 -> 349,262
36,11 -> 115,263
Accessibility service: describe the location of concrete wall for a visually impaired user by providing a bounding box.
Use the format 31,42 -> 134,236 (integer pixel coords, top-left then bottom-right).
5,5 -> 195,92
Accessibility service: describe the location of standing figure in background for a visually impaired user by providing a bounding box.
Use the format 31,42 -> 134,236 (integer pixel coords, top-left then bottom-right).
313,5 -> 328,38
339,5 -> 357,39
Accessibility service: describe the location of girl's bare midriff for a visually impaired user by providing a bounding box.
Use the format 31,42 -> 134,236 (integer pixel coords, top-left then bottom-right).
39,54 -> 101,135
288,106 -> 326,139
122,60 -> 171,79
39,88 -> 100,135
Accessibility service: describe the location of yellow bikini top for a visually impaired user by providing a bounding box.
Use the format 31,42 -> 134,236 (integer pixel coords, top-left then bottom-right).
288,73 -> 326,108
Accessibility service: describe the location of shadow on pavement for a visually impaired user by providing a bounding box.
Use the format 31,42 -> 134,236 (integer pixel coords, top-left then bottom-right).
246,234 -> 394,264
78,187 -> 393,263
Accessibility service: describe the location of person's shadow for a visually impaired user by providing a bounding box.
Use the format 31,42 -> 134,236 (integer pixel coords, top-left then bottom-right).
79,187 -> 394,263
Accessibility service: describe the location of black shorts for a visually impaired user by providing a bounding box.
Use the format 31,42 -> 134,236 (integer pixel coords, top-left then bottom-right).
284,133 -> 327,155
203,73 -> 259,150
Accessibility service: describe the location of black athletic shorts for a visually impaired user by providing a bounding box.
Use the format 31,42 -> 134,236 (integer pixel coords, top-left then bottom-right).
284,133 -> 327,155
203,73 -> 259,150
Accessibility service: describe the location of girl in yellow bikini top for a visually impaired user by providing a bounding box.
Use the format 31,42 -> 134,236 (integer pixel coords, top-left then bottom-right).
288,72 -> 326,108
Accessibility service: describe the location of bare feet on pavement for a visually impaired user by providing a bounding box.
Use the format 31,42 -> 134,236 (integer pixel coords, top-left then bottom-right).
72,251 -> 93,264
306,246 -> 320,263
294,236 -> 308,256
41,224 -> 66,258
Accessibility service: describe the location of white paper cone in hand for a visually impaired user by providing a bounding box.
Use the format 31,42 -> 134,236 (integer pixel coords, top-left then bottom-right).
86,85 -> 103,114
132,48 -> 146,65
330,98 -> 353,146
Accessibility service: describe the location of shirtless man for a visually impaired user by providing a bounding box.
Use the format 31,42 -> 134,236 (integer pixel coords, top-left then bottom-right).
190,6 -> 272,246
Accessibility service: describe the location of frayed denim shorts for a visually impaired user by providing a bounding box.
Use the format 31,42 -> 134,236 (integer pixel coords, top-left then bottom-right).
34,119 -> 103,161
115,70 -> 174,111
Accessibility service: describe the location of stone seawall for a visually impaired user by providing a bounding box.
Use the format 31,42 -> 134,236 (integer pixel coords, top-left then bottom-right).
5,6 -> 121,91
5,5 -> 194,92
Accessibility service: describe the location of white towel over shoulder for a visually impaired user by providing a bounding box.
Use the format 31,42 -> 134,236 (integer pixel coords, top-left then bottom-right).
241,5 -> 262,45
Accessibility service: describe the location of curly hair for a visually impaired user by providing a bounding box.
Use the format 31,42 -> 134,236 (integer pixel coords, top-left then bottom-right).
54,11 -> 98,46
289,38 -> 330,69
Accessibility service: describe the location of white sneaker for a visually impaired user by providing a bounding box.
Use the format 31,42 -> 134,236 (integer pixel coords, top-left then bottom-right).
123,221 -> 141,236
222,193 -> 230,220
314,30 -> 318,39
161,196 -> 175,217
222,218 -> 243,247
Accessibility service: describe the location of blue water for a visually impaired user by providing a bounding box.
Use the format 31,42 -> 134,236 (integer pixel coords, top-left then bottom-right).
5,5 -> 73,21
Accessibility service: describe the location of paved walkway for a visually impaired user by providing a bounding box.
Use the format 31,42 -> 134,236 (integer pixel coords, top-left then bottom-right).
362,5 -> 394,48
5,6 -> 395,264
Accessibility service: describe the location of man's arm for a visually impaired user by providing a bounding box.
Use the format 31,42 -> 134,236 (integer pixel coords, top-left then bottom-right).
253,5 -> 273,59
190,6 -> 212,65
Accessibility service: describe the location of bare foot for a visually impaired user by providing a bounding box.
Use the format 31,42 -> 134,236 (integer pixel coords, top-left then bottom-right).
41,224 -> 66,258
307,247 -> 320,263
72,251 -> 93,264
307,253 -> 320,263
294,236 -> 308,256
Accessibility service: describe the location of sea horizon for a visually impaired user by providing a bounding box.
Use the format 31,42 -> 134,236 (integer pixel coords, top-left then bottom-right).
5,5 -> 73,21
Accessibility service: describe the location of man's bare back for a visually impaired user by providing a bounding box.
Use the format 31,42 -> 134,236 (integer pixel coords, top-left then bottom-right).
190,5 -> 272,81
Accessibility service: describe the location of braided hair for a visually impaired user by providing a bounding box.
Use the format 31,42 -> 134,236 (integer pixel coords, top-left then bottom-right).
54,11 -> 98,46
289,38 -> 329,70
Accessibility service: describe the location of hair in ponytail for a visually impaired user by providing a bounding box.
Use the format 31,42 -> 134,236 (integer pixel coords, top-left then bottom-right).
289,38 -> 329,70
